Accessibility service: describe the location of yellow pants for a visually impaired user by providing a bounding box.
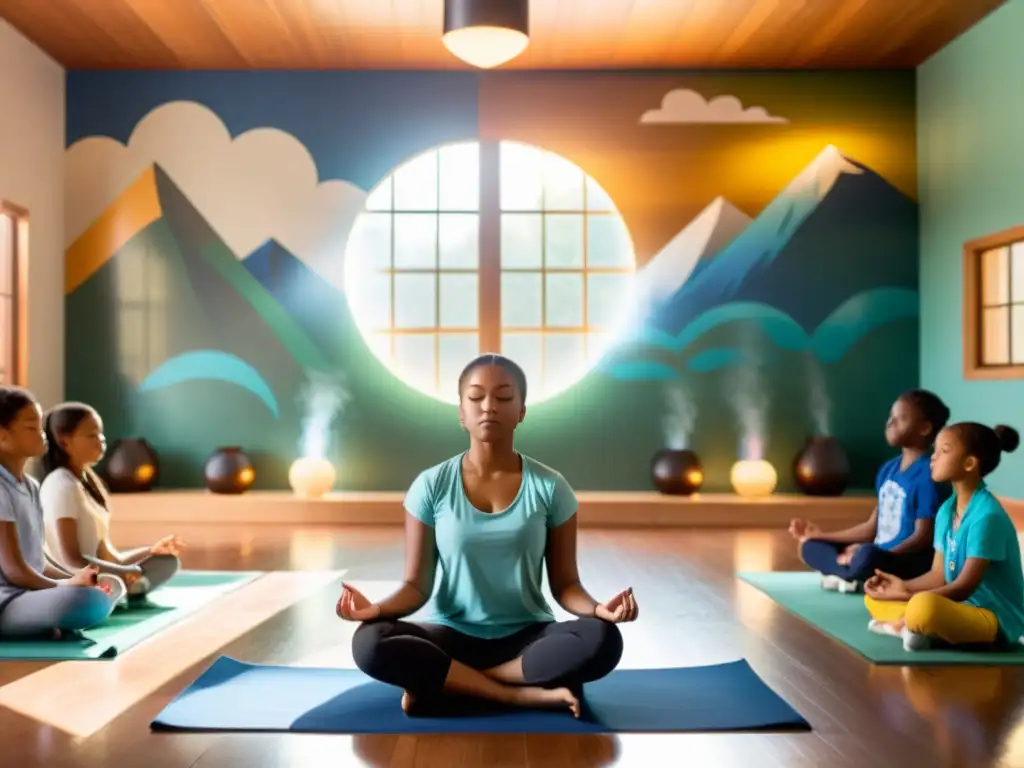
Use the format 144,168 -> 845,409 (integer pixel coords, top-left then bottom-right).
864,592 -> 999,645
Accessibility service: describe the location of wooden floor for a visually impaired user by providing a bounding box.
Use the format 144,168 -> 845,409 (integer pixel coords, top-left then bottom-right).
3,523 -> 1024,768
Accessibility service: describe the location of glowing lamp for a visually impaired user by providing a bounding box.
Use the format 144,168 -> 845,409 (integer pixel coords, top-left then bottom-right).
288,457 -> 336,500
730,459 -> 778,499
136,464 -> 155,484
442,0 -> 530,69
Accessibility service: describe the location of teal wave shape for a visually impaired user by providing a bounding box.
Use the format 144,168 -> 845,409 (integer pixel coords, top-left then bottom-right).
599,360 -> 680,381
138,350 -> 280,418
686,347 -> 777,373
810,287 -> 919,362
635,302 -> 809,353
601,288 -> 918,380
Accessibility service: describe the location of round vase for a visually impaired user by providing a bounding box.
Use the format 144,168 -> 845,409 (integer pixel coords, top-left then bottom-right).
104,438 -> 159,493
650,448 -> 704,495
793,435 -> 851,496
204,447 -> 256,495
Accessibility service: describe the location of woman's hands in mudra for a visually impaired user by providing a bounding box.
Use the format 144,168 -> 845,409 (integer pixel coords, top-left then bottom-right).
595,587 -> 639,623
337,582 -> 381,622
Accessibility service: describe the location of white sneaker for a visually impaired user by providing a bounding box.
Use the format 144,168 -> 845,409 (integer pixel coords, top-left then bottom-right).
901,626 -> 932,651
820,575 -> 841,590
868,619 -> 902,637
836,578 -> 861,594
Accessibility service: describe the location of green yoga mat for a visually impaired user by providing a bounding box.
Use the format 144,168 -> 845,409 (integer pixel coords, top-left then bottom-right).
738,571 -> 1024,665
0,570 -> 263,661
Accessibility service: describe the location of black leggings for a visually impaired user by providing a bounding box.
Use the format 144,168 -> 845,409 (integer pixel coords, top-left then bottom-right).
352,617 -> 623,698
800,539 -> 935,582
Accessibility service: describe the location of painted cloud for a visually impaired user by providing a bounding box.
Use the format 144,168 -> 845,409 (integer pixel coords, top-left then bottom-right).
640,89 -> 788,125
64,100 -> 367,286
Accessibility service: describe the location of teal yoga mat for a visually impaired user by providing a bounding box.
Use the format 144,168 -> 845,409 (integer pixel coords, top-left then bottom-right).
738,571 -> 1024,665
0,570 -> 262,660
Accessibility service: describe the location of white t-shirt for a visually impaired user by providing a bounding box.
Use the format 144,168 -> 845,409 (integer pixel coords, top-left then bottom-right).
40,468 -> 112,563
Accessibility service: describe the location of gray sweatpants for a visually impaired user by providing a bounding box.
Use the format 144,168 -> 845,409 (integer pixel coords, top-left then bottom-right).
130,554 -> 180,596
0,586 -> 114,637
80,553 -> 181,597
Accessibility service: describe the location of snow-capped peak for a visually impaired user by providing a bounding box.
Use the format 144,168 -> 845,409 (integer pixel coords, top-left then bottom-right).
785,144 -> 863,199
636,195 -> 751,305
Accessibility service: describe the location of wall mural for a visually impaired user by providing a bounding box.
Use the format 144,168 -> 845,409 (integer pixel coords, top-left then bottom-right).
64,71 -> 918,492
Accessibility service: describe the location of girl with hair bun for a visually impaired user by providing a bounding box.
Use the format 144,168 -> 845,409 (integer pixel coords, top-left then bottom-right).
865,421 -> 1024,652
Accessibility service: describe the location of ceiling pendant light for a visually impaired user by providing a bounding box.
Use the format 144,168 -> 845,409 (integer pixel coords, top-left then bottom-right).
442,0 -> 530,69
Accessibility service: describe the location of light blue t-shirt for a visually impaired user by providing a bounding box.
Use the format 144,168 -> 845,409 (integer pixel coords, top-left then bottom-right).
874,455 -> 950,550
404,452 -> 578,639
934,483 -> 1024,644
0,464 -> 46,612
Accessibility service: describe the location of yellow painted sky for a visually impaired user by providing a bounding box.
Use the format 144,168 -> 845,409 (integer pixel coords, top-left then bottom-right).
479,71 -> 917,264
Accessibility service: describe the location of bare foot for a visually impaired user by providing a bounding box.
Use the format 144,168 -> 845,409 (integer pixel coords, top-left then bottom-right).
401,690 -> 416,715
512,686 -> 581,718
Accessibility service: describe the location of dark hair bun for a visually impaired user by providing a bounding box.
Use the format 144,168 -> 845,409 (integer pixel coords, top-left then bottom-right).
994,425 -> 1020,454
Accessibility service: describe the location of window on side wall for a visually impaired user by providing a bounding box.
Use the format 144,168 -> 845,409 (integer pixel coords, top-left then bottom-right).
963,226 -> 1024,379
0,202 -> 27,387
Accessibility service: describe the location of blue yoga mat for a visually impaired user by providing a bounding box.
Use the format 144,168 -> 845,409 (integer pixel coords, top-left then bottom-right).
151,656 -> 809,734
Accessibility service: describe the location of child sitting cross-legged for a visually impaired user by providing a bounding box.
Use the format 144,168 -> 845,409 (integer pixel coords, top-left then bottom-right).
864,421 -> 1024,652
790,389 -> 952,593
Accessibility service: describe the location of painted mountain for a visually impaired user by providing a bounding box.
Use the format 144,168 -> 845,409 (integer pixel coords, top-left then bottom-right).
650,145 -> 918,335
637,196 -> 751,306
64,163 -> 331,484
242,239 -> 349,365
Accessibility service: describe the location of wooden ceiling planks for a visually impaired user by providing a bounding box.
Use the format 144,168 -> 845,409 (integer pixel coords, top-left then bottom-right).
0,0 -> 1008,70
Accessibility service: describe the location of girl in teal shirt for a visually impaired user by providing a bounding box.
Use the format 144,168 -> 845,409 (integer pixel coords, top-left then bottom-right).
865,422 -> 1024,652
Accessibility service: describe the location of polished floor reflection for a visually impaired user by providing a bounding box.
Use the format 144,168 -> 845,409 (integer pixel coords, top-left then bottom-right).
0,523 -> 1022,767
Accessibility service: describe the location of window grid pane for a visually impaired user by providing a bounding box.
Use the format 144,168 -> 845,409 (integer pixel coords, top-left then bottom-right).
982,306 -> 1010,365
981,248 -> 1010,307
439,143 -> 481,212
350,141 -> 639,401
496,145 -> 636,392
976,239 -> 1024,369
1012,304 -> 1024,364
393,150 -> 439,211
1011,241 -> 1024,304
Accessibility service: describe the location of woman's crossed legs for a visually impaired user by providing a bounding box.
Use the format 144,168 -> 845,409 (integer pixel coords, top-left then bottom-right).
352,616 -> 623,716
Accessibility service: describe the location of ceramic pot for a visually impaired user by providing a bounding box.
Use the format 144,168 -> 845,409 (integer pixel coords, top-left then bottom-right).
204,447 -> 256,494
793,436 -> 851,496
650,448 -> 704,495
104,438 -> 159,493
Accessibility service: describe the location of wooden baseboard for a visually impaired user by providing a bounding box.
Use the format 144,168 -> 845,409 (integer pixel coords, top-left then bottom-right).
110,489 -> 876,528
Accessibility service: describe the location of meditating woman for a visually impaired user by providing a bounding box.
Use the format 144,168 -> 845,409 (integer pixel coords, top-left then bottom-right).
338,354 -> 636,718
865,422 -> 1024,652
38,403 -> 184,601
0,387 -> 117,637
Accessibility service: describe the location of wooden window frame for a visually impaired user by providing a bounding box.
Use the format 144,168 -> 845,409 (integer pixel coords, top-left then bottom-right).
0,201 -> 28,387
962,225 -> 1024,380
